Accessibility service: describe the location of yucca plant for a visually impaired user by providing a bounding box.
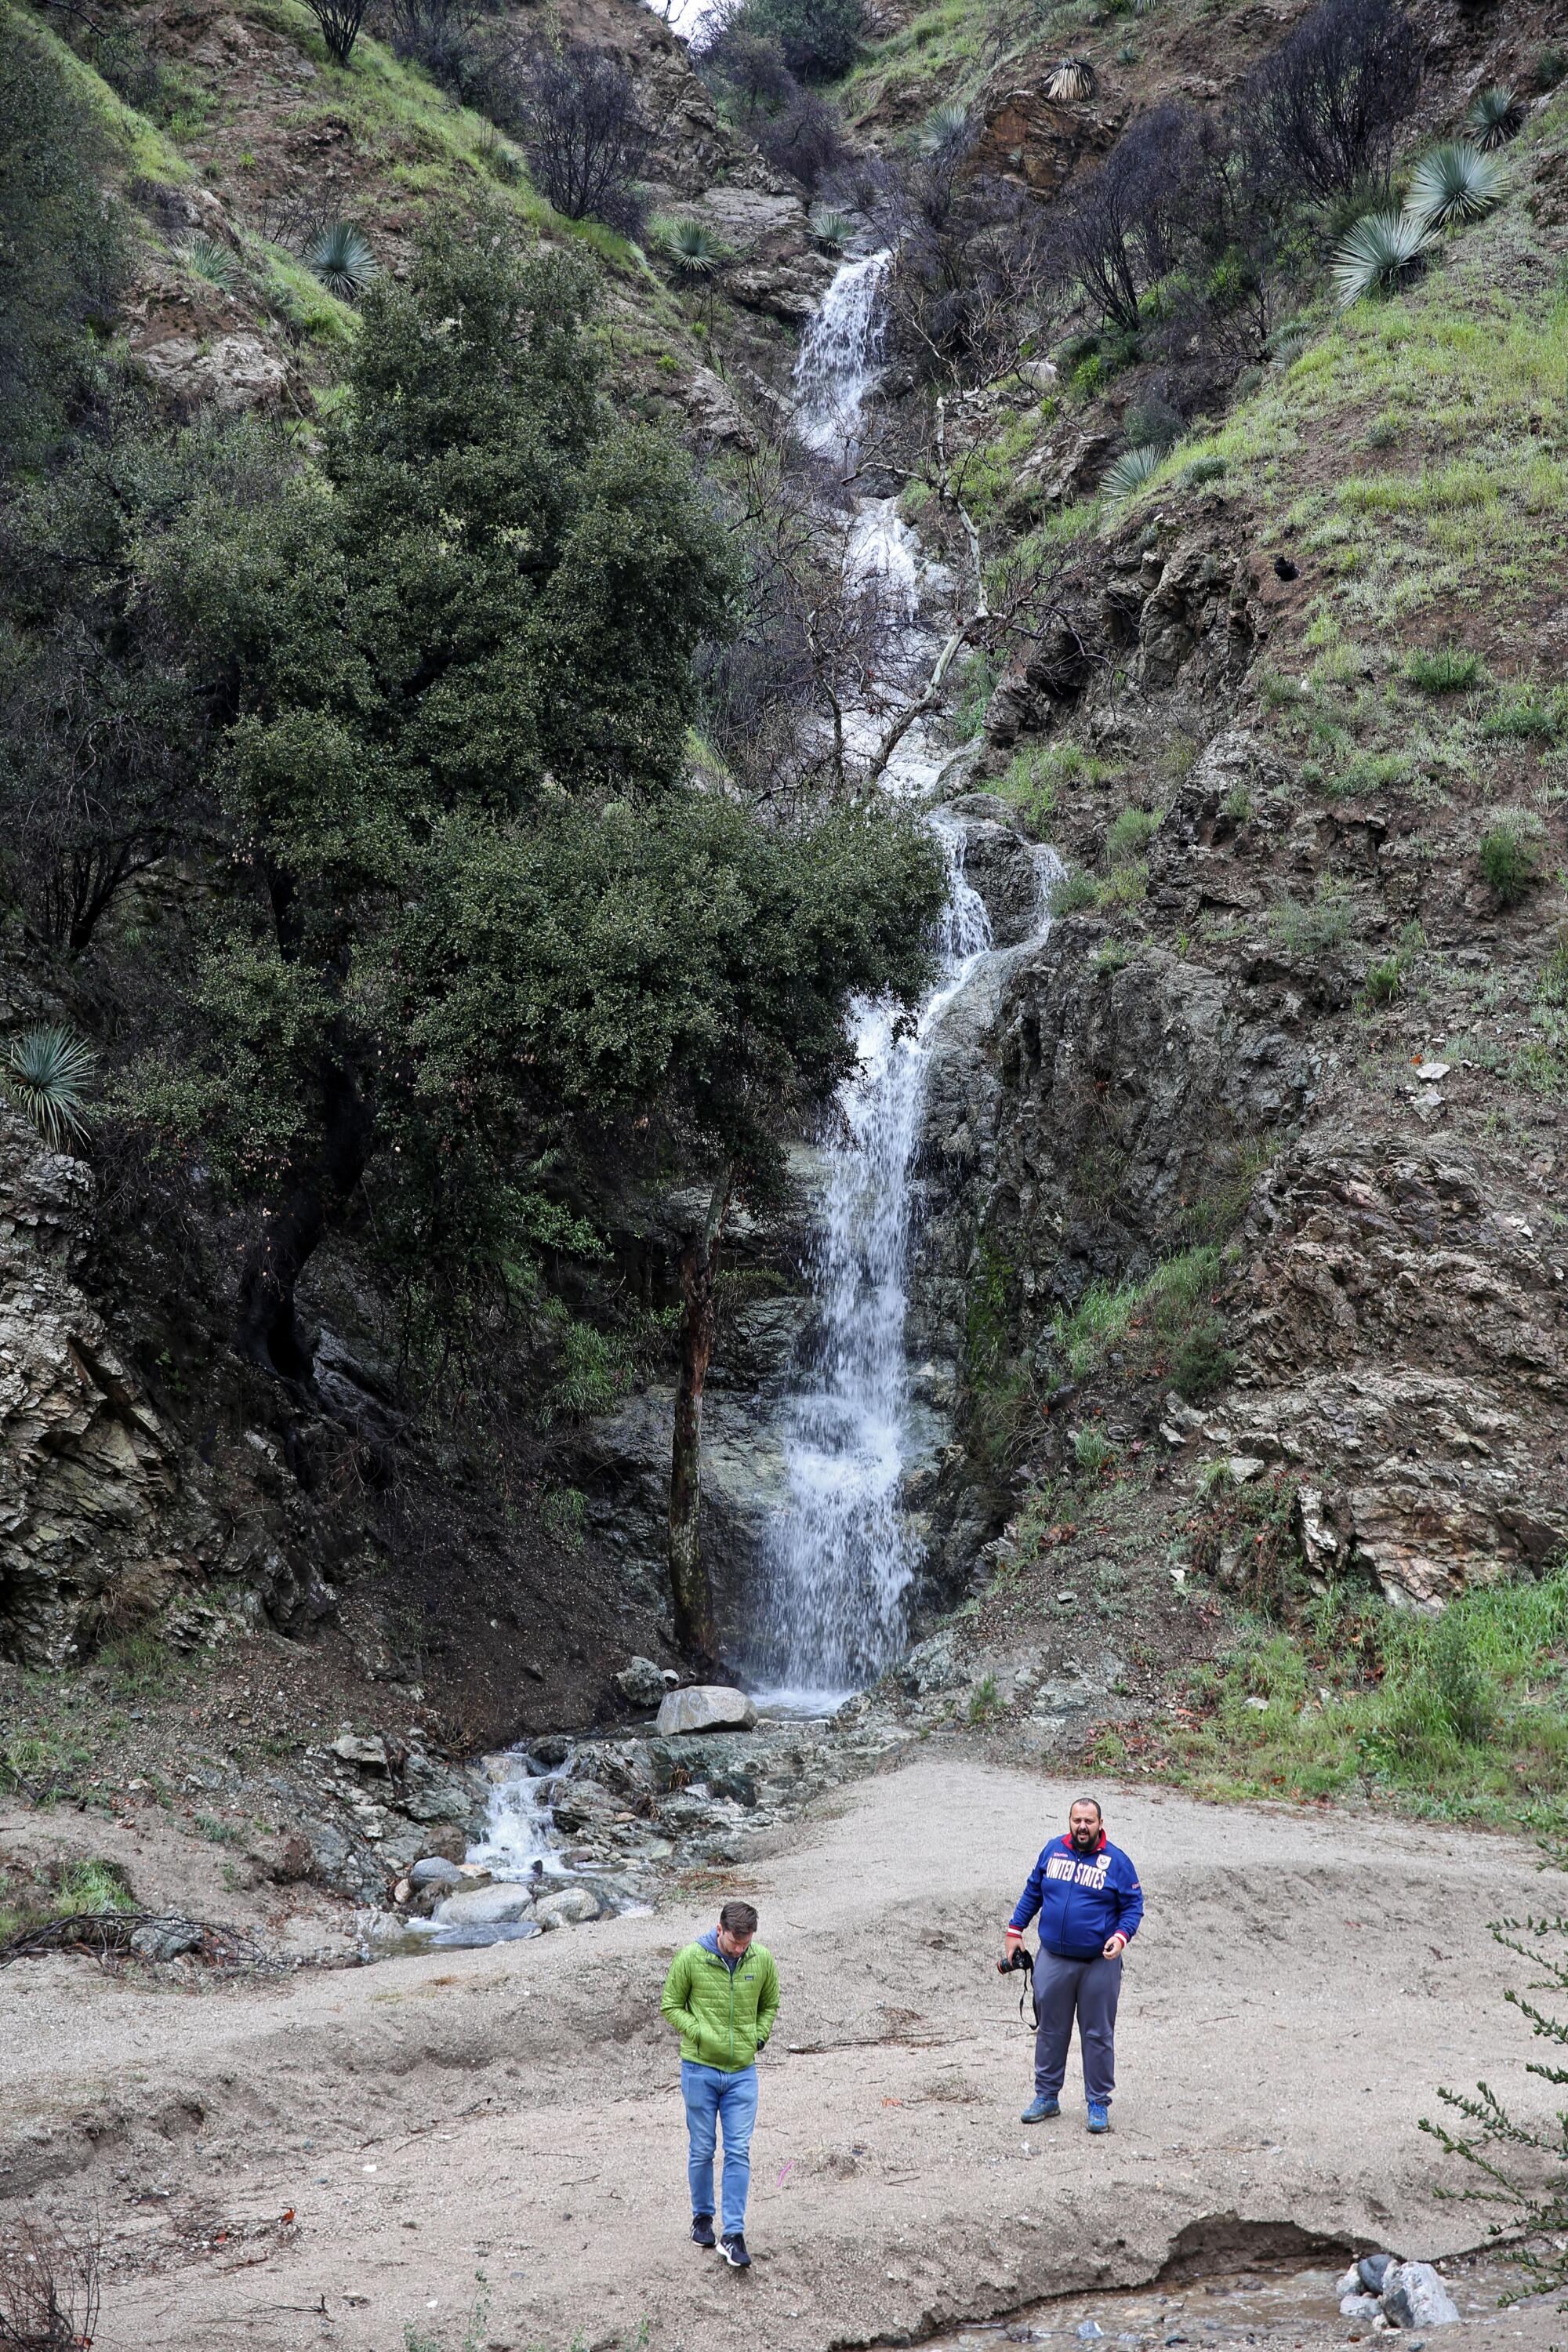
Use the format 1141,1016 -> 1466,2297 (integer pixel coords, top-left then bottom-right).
1102,442 -> 1164,503
303,219 -> 379,302
1046,56 -> 1096,102
917,100 -> 971,153
1407,140 -> 1503,230
1466,84 -> 1523,149
652,217 -> 732,282
809,206 -> 857,248
181,233 -> 239,292
2,1025 -> 95,1152
1330,209 -> 1432,309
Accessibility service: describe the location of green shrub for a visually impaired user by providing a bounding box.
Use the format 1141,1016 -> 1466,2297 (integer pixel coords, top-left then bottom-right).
996,746 -> 1058,833
1483,690 -> 1562,742
1072,1427 -> 1116,1475
1538,935 -> 1568,1007
1269,875 -> 1353,957
1095,858 -> 1147,909
1540,47 -> 1568,91
1478,808 -> 1544,905
1105,806 -> 1157,865
1331,210 -> 1432,309
1406,141 -> 1504,232
1181,454 -> 1228,488
1048,866 -> 1098,916
1405,644 -> 1483,692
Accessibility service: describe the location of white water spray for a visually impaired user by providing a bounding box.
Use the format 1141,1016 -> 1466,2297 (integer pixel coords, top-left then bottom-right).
752,827 -> 997,1708
792,249 -> 892,460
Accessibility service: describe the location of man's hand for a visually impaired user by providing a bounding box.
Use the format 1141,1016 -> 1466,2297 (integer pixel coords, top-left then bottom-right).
1102,1932 -> 1127,1958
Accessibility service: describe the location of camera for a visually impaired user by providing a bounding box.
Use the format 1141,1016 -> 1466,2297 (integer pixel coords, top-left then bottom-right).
996,1944 -> 1033,1976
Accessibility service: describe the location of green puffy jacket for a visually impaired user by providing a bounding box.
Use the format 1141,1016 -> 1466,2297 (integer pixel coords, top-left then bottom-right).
660,1936 -> 780,2073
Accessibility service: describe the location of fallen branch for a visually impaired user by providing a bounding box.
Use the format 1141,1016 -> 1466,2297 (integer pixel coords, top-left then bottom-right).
0,1911 -> 275,1973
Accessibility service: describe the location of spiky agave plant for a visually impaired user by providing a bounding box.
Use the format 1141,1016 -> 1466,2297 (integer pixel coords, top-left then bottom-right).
1407,140 -> 1504,230
653,217 -> 731,281
1330,209 -> 1432,309
181,233 -> 239,291
303,219 -> 379,302
1046,56 -> 1096,102
1102,442 -> 1164,504
1465,84 -> 1523,149
2,1025 -> 95,1152
809,206 -> 857,248
917,100 -> 971,153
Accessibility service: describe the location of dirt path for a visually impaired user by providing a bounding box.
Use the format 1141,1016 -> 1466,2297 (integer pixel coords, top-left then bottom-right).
3,1755 -> 1555,2352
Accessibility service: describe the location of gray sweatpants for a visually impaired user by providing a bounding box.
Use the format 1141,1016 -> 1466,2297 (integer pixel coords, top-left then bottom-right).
1033,1951 -> 1122,2103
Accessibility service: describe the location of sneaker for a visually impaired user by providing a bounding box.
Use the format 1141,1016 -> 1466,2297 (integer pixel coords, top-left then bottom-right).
1087,2100 -> 1111,2133
718,2232 -> 751,2269
691,2212 -> 716,2248
1020,2094 -> 1061,2123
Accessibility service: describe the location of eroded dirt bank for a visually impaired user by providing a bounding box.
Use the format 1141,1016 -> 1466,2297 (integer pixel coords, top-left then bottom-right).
4,1757 -> 1555,2352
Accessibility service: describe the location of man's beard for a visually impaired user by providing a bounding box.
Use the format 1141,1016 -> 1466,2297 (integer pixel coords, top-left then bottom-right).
1072,1830 -> 1098,1849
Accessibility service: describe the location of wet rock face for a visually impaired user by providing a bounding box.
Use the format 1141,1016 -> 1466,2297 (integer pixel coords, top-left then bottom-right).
1226,1139 -> 1568,1606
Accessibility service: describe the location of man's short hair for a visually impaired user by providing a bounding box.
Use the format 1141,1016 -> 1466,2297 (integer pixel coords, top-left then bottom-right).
719,1900 -> 759,1936
1070,1795 -> 1103,1819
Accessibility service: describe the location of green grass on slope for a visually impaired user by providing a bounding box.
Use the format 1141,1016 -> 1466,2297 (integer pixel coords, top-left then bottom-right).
1112,100 -> 1568,634
1142,1570 -> 1568,1837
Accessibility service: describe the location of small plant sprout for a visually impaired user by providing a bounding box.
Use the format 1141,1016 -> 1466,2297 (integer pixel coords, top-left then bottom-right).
1,1025 -> 95,1151
1406,140 -> 1504,231
1331,209 -> 1432,308
1465,85 -> 1523,150
303,219 -> 379,302
1073,1426 -> 1117,1475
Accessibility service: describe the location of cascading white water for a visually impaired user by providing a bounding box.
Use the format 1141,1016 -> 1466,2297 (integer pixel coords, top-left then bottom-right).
792,249 -> 893,459
752,829 -> 995,1707
467,1766 -> 564,1882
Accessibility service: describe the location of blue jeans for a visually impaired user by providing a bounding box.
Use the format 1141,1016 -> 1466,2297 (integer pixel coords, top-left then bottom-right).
681,2060 -> 758,2237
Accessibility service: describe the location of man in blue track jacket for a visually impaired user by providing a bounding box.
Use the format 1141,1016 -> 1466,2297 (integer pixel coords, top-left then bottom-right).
1004,1795 -> 1144,2133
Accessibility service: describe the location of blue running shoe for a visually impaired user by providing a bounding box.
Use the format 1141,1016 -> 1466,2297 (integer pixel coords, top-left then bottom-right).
1087,2100 -> 1110,2133
1020,2094 -> 1061,2123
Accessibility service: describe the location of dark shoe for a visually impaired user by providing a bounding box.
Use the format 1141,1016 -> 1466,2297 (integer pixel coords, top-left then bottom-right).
691,2213 -> 716,2248
1087,2100 -> 1111,2133
718,2232 -> 751,2269
1021,2094 -> 1061,2123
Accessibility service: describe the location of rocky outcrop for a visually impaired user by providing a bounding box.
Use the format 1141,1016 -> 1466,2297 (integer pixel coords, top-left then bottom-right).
0,1108 -> 196,1667
1223,1138 -> 1568,1606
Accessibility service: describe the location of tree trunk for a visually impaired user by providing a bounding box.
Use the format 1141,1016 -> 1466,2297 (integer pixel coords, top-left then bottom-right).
668,1169 -> 732,1667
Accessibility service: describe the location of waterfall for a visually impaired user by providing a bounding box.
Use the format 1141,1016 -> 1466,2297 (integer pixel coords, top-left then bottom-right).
792,249 -> 893,460
751,829 -> 996,1707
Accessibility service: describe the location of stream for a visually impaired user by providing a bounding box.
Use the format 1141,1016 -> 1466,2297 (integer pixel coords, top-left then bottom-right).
405,248 -> 1056,1930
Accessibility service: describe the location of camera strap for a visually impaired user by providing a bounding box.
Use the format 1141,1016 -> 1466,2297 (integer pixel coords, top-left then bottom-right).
1015,1947 -> 1038,2031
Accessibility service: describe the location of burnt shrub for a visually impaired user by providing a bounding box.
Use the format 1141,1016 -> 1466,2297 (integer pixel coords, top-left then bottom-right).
1240,0 -> 1423,211
514,45 -> 652,237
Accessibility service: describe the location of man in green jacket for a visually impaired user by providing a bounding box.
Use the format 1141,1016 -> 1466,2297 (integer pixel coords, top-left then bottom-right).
660,1899 -> 779,2270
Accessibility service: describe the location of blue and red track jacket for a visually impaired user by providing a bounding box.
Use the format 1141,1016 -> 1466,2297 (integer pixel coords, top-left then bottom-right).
1008,1831 -> 1145,1961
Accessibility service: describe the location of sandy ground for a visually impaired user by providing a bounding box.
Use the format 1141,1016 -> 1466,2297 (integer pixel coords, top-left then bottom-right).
2,1753 -> 1560,2352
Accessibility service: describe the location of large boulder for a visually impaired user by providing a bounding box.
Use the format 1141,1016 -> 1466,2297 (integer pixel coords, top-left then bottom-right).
1381,2264 -> 1460,2329
614,1656 -> 669,1711
534,1883 -> 601,1928
432,1882 -> 538,1928
656,1684 -> 758,1736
